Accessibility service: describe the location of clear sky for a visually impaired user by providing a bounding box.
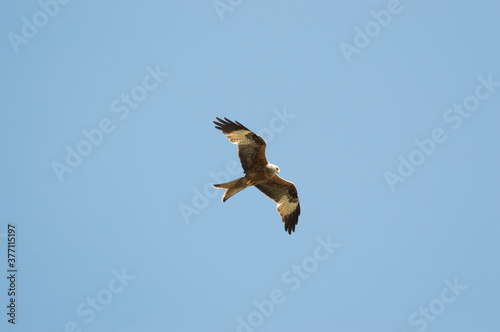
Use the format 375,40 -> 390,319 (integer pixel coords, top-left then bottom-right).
1,1 -> 499,331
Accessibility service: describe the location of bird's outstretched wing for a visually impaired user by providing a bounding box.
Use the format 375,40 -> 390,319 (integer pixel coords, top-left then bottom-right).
255,176 -> 300,234
213,117 -> 268,173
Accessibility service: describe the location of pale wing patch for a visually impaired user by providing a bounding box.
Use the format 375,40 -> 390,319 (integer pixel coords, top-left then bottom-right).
277,198 -> 299,218
226,129 -> 254,145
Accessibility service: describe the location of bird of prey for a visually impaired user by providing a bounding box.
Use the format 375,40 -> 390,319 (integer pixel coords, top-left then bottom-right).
212,117 -> 301,234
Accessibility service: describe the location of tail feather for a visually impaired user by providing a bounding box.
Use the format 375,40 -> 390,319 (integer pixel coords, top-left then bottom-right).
213,177 -> 248,202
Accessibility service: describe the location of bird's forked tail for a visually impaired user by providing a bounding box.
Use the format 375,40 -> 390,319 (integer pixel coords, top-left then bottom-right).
213,177 -> 248,202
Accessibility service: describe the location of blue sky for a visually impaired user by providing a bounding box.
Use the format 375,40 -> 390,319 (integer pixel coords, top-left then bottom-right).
1,1 -> 499,331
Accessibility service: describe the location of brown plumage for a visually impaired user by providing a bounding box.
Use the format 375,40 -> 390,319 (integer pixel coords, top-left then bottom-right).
212,117 -> 300,234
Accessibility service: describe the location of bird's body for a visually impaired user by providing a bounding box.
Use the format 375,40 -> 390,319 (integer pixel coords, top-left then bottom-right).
212,117 -> 300,234
213,163 -> 278,202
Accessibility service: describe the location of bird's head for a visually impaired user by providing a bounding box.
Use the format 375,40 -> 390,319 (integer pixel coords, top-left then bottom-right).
269,163 -> 280,175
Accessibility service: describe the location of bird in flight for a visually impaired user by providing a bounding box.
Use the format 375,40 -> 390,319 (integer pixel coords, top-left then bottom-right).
212,117 -> 301,234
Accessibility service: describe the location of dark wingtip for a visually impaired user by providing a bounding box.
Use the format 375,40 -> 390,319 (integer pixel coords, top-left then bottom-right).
213,117 -> 225,128
284,204 -> 300,235
213,117 -> 248,133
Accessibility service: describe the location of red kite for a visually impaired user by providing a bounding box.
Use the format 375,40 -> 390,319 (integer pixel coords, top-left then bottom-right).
213,117 -> 300,234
